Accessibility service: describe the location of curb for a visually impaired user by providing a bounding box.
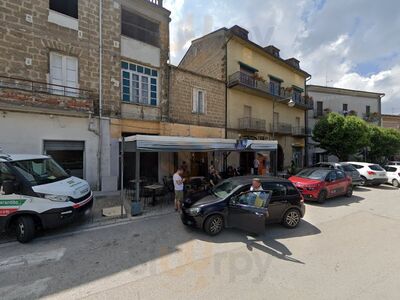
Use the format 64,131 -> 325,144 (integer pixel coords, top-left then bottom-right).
0,210 -> 176,246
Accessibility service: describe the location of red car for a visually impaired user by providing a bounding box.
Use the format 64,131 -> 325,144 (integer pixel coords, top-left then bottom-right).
289,168 -> 353,203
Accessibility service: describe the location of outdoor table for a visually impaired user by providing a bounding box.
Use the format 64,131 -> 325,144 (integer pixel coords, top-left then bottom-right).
144,184 -> 164,206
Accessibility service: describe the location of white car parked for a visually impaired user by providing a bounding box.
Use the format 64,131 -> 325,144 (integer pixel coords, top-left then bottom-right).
384,165 -> 400,188
345,162 -> 388,186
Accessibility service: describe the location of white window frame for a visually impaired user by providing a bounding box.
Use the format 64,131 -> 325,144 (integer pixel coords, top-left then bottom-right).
121,64 -> 158,106
49,52 -> 79,97
192,88 -> 206,114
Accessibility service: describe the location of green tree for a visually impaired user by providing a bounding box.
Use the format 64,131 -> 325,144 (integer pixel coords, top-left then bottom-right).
313,113 -> 369,161
368,126 -> 400,163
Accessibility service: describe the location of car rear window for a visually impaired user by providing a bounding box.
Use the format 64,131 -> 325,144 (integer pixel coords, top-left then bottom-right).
351,164 -> 363,170
369,165 -> 385,171
385,166 -> 397,172
282,182 -> 300,195
341,164 -> 357,172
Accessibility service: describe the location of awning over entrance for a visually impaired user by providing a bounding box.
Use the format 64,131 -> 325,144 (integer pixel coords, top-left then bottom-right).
123,135 -> 278,152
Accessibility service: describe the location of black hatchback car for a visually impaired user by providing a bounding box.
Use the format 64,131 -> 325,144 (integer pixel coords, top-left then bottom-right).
181,176 -> 305,236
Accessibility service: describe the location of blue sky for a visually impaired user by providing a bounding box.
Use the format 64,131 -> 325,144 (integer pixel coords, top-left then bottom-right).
164,0 -> 400,114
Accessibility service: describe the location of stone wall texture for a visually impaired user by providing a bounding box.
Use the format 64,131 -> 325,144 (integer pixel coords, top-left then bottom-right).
0,0 -> 170,118
179,31 -> 227,82
168,66 -> 226,128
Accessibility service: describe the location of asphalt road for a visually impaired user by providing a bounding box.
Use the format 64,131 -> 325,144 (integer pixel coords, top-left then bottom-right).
0,185 -> 399,300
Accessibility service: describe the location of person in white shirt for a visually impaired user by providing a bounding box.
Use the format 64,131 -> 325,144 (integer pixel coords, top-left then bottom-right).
253,158 -> 260,175
173,168 -> 186,212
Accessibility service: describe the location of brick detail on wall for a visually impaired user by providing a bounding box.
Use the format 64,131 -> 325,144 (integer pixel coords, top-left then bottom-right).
0,88 -> 93,112
168,66 -> 226,128
179,31 -> 227,82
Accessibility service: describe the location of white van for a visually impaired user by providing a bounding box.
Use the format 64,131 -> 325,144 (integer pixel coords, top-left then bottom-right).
0,153 -> 93,243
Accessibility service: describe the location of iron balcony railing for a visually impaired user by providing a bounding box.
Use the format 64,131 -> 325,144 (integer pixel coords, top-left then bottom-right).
238,117 -> 266,131
292,126 -> 311,136
228,71 -> 314,109
271,122 -> 293,135
0,75 -> 93,99
145,0 -> 163,6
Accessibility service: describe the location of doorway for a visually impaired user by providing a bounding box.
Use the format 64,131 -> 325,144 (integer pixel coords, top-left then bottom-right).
43,140 -> 85,179
190,152 -> 208,176
277,144 -> 284,172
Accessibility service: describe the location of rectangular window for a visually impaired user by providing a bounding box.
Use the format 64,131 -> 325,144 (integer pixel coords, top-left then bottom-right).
343,103 -> 348,112
244,105 -> 252,118
292,89 -> 301,102
192,89 -> 206,114
366,105 -> 371,116
295,117 -> 301,127
49,0 -> 78,19
121,61 -> 158,106
49,52 -> 78,97
316,101 -> 323,116
269,79 -> 281,96
121,9 -> 160,47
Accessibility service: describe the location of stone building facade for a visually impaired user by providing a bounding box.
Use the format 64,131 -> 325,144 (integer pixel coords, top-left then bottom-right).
0,0 -> 171,190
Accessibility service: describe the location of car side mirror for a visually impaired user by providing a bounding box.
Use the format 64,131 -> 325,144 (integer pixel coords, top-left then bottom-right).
2,180 -> 15,195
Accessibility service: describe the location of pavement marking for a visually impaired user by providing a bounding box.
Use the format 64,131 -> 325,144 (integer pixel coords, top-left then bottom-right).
0,248 -> 65,272
0,277 -> 51,300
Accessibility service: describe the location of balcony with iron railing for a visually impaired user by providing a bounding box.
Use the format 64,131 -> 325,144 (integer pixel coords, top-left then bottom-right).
0,75 -> 95,113
145,0 -> 163,6
238,117 -> 266,132
228,71 -> 314,110
270,122 -> 293,135
292,126 -> 311,137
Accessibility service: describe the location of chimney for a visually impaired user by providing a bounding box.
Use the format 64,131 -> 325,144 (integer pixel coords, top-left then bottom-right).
264,45 -> 280,58
285,58 -> 300,69
230,25 -> 249,40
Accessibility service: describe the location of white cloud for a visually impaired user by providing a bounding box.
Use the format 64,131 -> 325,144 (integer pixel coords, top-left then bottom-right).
165,0 -> 400,113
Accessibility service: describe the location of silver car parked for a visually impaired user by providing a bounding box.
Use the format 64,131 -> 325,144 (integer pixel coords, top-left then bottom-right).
313,162 -> 364,186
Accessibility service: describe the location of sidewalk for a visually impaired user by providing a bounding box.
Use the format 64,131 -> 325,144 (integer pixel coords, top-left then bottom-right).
0,191 -> 176,244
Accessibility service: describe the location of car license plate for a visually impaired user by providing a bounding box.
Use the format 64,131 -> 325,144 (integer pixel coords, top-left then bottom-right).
380,174 -> 385,177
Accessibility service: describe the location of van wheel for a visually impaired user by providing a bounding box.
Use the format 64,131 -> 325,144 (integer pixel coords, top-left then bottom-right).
282,209 -> 301,228
15,216 -> 35,243
204,215 -> 224,236
317,190 -> 327,204
393,179 -> 399,188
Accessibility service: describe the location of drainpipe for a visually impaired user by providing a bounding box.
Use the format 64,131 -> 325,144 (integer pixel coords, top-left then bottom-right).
304,74 -> 312,167
223,34 -> 233,172
98,0 -> 103,190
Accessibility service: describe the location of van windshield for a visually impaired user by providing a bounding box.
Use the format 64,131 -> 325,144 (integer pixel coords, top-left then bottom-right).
11,158 -> 69,186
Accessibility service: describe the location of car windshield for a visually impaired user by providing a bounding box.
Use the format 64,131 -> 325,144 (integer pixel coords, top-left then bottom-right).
369,165 -> 385,171
341,164 -> 357,172
11,158 -> 69,186
211,180 -> 238,198
296,169 -> 330,180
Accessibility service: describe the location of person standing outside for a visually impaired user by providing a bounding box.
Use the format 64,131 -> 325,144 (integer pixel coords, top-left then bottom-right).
173,168 -> 185,212
253,156 -> 260,175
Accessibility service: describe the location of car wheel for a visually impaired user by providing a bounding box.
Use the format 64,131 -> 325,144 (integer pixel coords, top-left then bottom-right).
15,216 -> 35,243
317,190 -> 327,204
282,209 -> 301,228
345,185 -> 353,197
360,176 -> 367,186
392,179 -> 399,188
204,214 -> 224,236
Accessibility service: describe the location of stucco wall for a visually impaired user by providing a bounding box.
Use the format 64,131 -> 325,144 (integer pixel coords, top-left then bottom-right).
0,111 -> 99,188
227,39 -> 306,89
